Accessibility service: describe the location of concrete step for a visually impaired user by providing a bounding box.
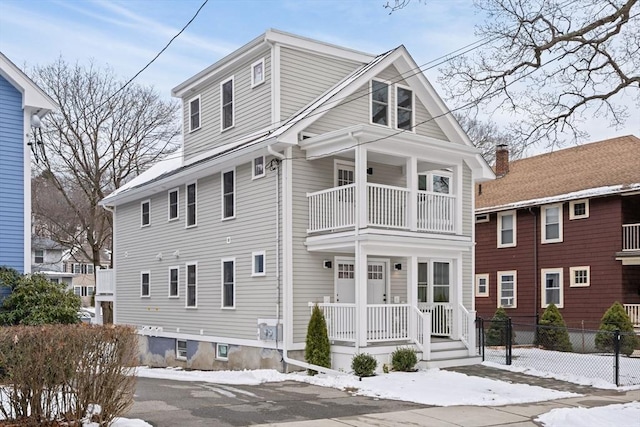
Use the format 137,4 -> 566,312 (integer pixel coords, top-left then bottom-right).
418,355 -> 482,369
431,340 -> 467,352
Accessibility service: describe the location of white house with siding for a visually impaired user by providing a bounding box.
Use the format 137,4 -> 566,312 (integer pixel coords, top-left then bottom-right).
99,29 -> 494,372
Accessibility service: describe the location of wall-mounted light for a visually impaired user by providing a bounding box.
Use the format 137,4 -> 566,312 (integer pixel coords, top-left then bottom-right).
323,260 -> 332,269
367,167 -> 373,175
30,113 -> 41,128
394,263 -> 402,271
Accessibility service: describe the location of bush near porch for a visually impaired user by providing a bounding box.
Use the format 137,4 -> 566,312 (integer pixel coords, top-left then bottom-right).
305,304 -> 331,375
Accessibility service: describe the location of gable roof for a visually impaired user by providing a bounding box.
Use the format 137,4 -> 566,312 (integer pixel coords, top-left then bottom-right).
0,52 -> 57,115
476,135 -> 640,212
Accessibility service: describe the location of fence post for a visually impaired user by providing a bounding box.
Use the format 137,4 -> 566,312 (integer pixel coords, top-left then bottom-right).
506,318 -> 513,365
614,329 -> 620,387
477,317 -> 485,361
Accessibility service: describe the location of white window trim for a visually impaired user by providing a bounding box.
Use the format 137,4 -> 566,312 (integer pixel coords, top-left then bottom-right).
395,83 -> 415,132
185,182 -> 197,228
252,156 -> 265,179
221,257 -> 236,309
569,199 -> 589,220
541,268 -> 564,308
497,270 -> 517,308
141,200 -> 151,227
497,210 -> 517,248
185,262 -> 197,309
570,266 -> 590,287
141,271 -> 150,298
475,273 -> 489,297
176,339 -> 187,361
216,343 -> 229,361
475,214 -> 489,223
252,251 -> 266,277
188,95 -> 201,133
542,203 -> 564,244
419,170 -> 453,194
168,188 -> 179,221
34,249 -> 44,264
334,159 -> 355,187
220,76 -> 235,131
251,58 -> 265,88
221,168 -> 236,220
168,266 -> 180,298
369,79 -> 390,127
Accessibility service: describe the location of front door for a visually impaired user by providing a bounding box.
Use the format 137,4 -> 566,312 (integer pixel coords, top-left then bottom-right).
335,260 -> 386,304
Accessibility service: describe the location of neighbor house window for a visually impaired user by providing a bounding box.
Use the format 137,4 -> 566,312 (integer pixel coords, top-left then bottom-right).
222,170 -> 235,219
542,204 -> 563,243
370,80 -> 389,126
188,95 -> 200,132
169,266 -> 179,297
74,286 -> 94,297
35,249 -> 44,264
141,200 -> 150,227
251,58 -> 265,87
216,343 -> 229,360
396,85 -> 413,130
569,199 -> 589,220
497,211 -> 516,248
476,274 -> 489,297
222,258 -> 235,308
542,268 -> 563,308
186,182 -> 196,227
252,251 -> 265,276
186,263 -> 197,308
141,271 -> 150,297
498,271 -> 516,308
253,156 -> 265,179
176,339 -> 187,360
570,266 -> 590,287
168,189 -> 179,221
475,214 -> 489,223
221,77 -> 234,130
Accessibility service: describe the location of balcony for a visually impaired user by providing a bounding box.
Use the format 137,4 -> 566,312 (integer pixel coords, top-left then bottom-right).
624,304 -> 640,328
307,183 -> 455,234
95,268 -> 115,296
622,223 -> 640,251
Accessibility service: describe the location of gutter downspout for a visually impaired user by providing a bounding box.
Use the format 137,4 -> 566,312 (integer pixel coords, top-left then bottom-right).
529,207 -> 538,321
267,144 -> 343,375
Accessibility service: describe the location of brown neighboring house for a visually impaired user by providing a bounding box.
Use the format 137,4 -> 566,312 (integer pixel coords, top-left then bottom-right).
474,135 -> 640,329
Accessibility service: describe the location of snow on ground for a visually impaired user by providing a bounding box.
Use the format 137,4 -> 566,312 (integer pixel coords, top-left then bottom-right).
536,401 -> 640,427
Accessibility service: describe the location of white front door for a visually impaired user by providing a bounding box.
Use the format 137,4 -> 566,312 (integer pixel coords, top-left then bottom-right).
336,261 -> 355,303
335,261 -> 386,304
367,262 -> 386,304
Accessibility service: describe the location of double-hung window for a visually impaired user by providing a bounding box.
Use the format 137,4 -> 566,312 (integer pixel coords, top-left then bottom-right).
168,189 -> 179,221
541,268 -> 563,308
542,204 -> 563,243
396,85 -> 413,130
476,274 -> 489,297
169,266 -> 179,297
253,156 -> 265,179
370,80 -> 389,126
222,258 -> 235,308
497,211 -> 516,248
141,200 -> 150,227
221,77 -> 234,130
222,170 -> 235,219
141,271 -> 150,297
35,249 -> 44,264
186,263 -> 197,308
186,183 -> 197,227
188,96 -> 200,132
498,271 -> 516,308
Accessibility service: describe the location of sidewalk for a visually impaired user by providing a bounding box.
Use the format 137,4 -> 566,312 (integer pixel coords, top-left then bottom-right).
253,365 -> 640,426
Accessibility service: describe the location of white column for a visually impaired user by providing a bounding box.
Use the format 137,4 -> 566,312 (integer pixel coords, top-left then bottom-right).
407,256 -> 418,340
355,145 -> 368,229
355,243 -> 368,348
406,157 -> 417,231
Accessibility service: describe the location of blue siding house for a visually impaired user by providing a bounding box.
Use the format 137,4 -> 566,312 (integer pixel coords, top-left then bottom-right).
0,53 -> 56,282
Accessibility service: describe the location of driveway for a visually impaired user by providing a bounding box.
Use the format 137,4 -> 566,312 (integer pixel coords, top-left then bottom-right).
127,377 -> 427,426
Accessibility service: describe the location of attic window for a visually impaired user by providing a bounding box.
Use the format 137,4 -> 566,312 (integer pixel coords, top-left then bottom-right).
569,199 -> 589,220
396,85 -> 413,130
251,59 -> 265,87
188,96 -> 200,132
370,80 -> 389,126
221,77 -> 234,131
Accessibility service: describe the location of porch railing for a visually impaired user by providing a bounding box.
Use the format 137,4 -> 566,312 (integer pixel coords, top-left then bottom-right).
624,304 -> 640,327
418,302 -> 453,337
458,303 -> 476,354
366,304 -> 410,341
313,302 -> 356,342
308,184 -> 355,233
418,191 -> 455,233
368,184 -> 408,229
411,306 -> 431,357
96,268 -> 115,295
622,223 -> 640,251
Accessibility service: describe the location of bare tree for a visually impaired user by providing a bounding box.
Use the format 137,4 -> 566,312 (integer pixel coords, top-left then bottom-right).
388,0 -> 640,147
30,58 -> 180,268
453,113 -> 525,165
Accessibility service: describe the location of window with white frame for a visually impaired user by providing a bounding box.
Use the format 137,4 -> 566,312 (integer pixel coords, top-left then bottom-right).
222,170 -> 235,219
221,77 -> 234,130
542,204 -> 563,243
252,251 -> 265,276
176,339 -> 187,360
34,249 -> 44,264
498,271 -> 516,308
432,261 -> 450,303
541,268 -> 563,308
222,258 -> 235,308
169,266 -> 179,297
497,211 -> 516,248
188,96 -> 200,132
186,263 -> 197,307
141,271 -> 150,297
476,274 -> 489,297
74,286 -> 95,297
570,266 -> 590,287
417,263 -> 428,303
396,85 -> 413,130
569,199 -> 589,220
168,189 -> 179,221
475,214 -> 489,223
216,343 -> 229,360
253,156 -> 265,179
186,183 -> 196,227
251,58 -> 265,87
141,200 -> 150,227
370,80 -> 389,126
418,171 -> 452,194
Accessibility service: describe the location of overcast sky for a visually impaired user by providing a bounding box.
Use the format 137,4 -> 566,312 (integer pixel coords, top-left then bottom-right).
1,0 -> 637,155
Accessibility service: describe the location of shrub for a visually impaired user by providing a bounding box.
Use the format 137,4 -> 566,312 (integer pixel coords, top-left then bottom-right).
351,353 -> 377,377
536,303 -> 572,352
485,307 -> 514,346
305,304 -> 331,375
595,302 -> 639,356
391,347 -> 418,371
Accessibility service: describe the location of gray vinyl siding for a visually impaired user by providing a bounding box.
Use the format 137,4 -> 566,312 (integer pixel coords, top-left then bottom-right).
182,46 -> 272,163
114,159 -> 280,340
462,162 -> 472,236
280,47 -> 362,120
462,251 -> 472,308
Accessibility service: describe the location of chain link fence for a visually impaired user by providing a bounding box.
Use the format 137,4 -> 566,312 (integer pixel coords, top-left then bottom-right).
477,317 -> 640,387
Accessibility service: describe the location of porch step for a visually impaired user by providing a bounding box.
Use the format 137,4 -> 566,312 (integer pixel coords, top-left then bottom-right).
419,355 -> 482,369
419,340 -> 480,368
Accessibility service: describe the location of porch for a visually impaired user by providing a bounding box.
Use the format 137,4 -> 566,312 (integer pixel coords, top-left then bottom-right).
624,304 -> 640,329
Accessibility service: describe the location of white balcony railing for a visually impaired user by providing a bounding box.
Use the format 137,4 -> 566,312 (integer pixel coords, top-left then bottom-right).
622,223 -> 640,251
624,304 -> 640,327
368,183 -> 408,229
418,191 -> 455,233
308,184 -> 355,233
96,268 -> 115,295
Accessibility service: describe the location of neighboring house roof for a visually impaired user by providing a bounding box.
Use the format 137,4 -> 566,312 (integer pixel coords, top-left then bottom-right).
476,135 -> 640,212
32,236 -> 65,251
0,52 -> 57,115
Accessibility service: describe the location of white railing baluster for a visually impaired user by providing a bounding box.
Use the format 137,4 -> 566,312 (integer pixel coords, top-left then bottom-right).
622,223 -> 640,251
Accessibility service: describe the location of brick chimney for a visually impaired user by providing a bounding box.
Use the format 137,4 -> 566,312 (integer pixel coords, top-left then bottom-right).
495,144 -> 510,177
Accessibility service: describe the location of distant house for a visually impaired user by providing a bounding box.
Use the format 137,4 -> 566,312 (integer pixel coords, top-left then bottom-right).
99,30 -> 493,372
475,135 -> 640,329
0,53 -> 56,281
